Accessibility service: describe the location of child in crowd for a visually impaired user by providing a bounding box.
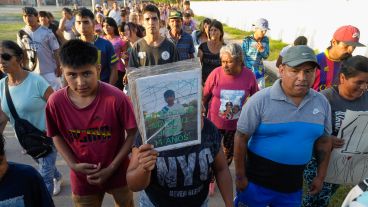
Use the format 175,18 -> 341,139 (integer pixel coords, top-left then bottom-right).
242,18 -> 270,89
46,39 -> 137,207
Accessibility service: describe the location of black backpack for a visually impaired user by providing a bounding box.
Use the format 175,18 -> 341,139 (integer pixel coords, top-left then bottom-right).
5,78 -> 53,159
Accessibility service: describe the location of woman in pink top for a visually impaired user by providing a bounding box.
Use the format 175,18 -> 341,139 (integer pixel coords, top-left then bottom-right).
103,17 -> 128,90
204,43 -> 259,165
203,43 -> 259,195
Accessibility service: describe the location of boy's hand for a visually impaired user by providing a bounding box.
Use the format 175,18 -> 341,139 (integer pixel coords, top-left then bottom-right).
86,166 -> 114,186
138,144 -> 158,172
72,162 -> 101,175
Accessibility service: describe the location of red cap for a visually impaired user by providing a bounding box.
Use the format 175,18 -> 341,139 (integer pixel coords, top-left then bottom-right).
333,25 -> 365,47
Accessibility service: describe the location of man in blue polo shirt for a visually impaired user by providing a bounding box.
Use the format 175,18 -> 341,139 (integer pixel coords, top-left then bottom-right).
166,10 -> 194,60
233,45 -> 333,207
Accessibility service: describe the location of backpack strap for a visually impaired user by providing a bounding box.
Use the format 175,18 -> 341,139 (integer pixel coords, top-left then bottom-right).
4,77 -> 21,120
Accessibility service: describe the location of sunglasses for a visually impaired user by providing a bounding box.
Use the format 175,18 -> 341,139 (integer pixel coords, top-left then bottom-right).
0,53 -> 13,61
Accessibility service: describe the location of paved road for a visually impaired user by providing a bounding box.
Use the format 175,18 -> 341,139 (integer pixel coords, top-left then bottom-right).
4,123 -> 235,207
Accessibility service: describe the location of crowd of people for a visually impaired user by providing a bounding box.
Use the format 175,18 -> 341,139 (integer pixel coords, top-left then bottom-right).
0,1 -> 368,207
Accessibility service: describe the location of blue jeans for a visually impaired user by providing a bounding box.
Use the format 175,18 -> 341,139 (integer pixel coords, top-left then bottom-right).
139,190 -> 208,207
234,181 -> 302,207
35,147 -> 62,195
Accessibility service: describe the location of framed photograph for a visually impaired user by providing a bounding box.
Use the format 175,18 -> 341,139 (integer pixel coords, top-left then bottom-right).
135,69 -> 202,151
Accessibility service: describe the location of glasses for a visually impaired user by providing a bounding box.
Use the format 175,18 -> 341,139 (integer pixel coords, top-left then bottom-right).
0,53 -> 13,61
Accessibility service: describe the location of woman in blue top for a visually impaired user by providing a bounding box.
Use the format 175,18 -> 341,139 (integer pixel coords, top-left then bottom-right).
0,40 -> 63,196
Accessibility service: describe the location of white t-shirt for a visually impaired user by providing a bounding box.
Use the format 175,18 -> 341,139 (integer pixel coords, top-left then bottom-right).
108,9 -> 122,25
17,25 -> 59,74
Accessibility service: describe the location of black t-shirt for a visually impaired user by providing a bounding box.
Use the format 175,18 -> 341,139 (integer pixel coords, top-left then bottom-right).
134,118 -> 221,207
128,37 -> 179,68
198,42 -> 221,83
0,162 -> 54,207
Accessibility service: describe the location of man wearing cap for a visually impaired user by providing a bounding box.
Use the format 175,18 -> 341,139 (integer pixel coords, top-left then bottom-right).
17,7 -> 62,90
312,25 -> 365,91
234,45 -> 332,207
166,10 -> 195,60
242,18 -> 270,89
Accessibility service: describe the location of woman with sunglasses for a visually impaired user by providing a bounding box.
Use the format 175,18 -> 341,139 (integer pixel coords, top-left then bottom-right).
303,55 -> 368,207
0,40 -> 63,196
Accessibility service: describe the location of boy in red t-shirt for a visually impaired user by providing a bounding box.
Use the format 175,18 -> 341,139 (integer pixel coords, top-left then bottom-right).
45,39 -> 137,206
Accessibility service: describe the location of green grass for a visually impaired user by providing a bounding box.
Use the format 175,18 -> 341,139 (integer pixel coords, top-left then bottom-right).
0,23 -> 24,41
0,11 -> 61,41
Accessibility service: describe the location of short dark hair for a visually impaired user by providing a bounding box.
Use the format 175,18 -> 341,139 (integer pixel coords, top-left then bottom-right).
75,8 -> 94,20
62,7 -> 73,15
164,90 -> 175,99
59,39 -> 98,69
22,7 -> 38,16
1,40 -> 24,61
184,0 -> 190,5
225,102 -> 233,107
0,134 -> 4,156
143,4 -> 160,19
294,36 -> 308,46
38,11 -> 49,18
340,55 -> 368,79
121,9 -> 127,17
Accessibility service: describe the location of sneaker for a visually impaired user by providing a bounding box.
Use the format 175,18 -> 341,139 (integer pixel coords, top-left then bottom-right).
209,182 -> 215,196
53,177 -> 62,196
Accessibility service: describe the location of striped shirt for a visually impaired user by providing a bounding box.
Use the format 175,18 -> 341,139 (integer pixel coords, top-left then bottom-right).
166,30 -> 195,61
312,49 -> 342,91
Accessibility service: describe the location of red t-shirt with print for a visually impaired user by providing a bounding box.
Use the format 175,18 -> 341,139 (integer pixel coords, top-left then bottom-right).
46,82 -> 137,195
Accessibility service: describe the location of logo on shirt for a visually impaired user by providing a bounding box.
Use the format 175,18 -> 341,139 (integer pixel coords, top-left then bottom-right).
324,66 -> 329,72
138,52 -> 146,59
161,51 -> 170,60
67,125 -> 112,143
313,108 -> 320,115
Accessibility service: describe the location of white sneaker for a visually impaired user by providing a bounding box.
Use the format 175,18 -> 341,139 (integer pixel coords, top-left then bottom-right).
53,177 -> 62,196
